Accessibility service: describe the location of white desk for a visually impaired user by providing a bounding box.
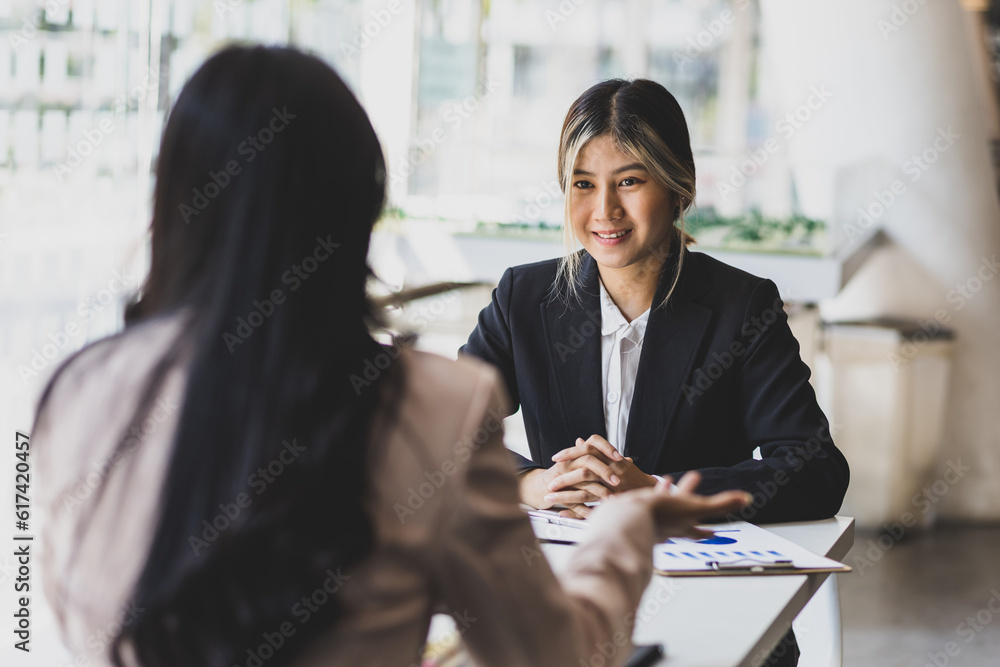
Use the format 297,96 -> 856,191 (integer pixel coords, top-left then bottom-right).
540,516 -> 855,667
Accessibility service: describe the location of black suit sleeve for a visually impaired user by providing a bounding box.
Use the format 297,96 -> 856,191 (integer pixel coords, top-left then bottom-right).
459,268 -> 539,474
679,279 -> 850,523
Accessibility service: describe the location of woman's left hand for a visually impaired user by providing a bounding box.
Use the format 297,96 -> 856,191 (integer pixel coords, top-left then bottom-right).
547,435 -> 658,517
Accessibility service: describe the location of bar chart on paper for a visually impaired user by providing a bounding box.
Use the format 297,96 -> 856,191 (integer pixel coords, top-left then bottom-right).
653,521 -> 851,576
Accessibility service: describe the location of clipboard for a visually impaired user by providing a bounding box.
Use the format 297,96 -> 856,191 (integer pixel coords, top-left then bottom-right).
653,520 -> 851,577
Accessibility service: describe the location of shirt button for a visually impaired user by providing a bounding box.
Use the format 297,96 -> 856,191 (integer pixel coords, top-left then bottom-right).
608,392 -> 618,403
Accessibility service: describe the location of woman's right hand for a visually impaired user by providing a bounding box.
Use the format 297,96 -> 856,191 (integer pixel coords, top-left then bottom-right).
519,463 -> 611,519
517,437 -> 626,515
624,471 -> 753,541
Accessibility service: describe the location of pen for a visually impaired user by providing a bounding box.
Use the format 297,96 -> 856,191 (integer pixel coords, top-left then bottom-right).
707,559 -> 795,573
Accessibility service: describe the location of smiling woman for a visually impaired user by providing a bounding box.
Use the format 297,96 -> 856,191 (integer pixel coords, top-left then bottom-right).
555,79 -> 699,316
569,135 -> 679,322
461,78 -> 851,667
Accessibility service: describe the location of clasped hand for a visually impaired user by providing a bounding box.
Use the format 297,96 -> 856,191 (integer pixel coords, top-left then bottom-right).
522,435 -> 657,518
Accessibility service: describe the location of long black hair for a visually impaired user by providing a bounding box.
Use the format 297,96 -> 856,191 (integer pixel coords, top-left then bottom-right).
60,45 -> 400,666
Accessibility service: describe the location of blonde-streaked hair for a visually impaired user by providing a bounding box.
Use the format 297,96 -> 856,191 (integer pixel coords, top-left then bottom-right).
554,79 -> 697,309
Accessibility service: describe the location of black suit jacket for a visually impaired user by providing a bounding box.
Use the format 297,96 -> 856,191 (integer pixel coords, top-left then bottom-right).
460,249 -> 849,523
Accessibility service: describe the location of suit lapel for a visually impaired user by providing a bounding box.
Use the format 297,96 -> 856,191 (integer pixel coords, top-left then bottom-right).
622,252 -> 712,472
541,253 -> 608,448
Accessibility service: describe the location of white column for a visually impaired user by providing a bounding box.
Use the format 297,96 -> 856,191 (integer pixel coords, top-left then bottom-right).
358,0 -> 419,205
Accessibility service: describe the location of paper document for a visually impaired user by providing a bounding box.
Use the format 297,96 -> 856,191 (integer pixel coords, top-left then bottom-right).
653,520 -> 850,576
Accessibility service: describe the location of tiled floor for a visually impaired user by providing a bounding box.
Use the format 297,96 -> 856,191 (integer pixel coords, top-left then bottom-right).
839,524 -> 1000,667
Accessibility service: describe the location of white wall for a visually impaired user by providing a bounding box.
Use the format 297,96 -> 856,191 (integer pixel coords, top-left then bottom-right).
759,0 -> 1000,520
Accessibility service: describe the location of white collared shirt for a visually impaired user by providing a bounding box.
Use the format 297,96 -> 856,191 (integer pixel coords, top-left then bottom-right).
599,279 -> 651,454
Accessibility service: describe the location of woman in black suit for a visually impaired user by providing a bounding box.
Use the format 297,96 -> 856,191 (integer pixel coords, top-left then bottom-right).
461,78 -> 848,667
461,79 -> 849,527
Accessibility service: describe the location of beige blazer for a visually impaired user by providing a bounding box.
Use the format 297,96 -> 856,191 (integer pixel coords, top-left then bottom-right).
35,311 -> 657,667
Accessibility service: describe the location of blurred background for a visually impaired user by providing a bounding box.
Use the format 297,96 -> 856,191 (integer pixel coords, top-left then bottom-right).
1,0 -> 999,665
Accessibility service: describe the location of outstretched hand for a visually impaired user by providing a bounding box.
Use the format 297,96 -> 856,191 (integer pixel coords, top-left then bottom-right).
628,471 -> 752,541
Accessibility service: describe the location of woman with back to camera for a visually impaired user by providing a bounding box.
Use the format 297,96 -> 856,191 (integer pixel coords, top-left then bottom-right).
461,79 -> 852,666
32,47 -> 749,667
